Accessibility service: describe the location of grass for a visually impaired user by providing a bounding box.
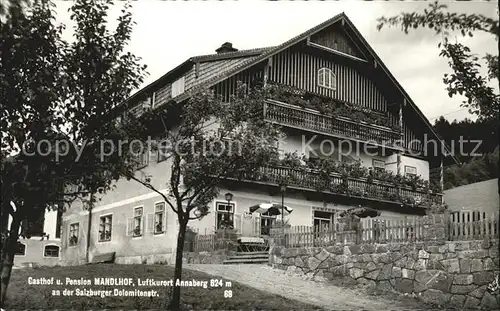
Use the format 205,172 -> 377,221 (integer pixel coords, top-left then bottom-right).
5,264 -> 325,310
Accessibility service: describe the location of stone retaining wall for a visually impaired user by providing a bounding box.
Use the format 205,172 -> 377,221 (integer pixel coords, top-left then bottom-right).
183,250 -> 228,264
269,239 -> 499,310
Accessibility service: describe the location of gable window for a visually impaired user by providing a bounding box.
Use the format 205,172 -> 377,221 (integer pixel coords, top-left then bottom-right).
44,245 -> 59,257
128,207 -> 143,237
15,242 -> 26,256
98,215 -> 112,242
317,68 -> 336,90
216,202 -> 234,230
372,159 -> 385,172
404,166 -> 417,177
69,223 -> 79,246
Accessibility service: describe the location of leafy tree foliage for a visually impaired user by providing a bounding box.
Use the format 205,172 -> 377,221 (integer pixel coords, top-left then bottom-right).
433,116 -> 499,162
1,0 -> 147,306
377,1 -> 499,121
378,1 -> 499,192
126,83 -> 281,309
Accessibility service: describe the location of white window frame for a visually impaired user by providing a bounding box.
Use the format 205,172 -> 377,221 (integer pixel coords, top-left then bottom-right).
373,159 -> 385,171
69,222 -> 79,247
317,67 -> 337,90
14,242 -> 26,257
98,213 -> 113,243
148,201 -> 167,235
215,201 -> 237,230
43,244 -> 60,258
128,206 -> 144,238
404,165 -> 417,177
313,210 -> 335,230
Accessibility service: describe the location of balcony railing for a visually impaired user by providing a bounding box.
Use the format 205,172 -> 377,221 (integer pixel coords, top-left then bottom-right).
263,100 -> 401,148
250,166 -> 442,207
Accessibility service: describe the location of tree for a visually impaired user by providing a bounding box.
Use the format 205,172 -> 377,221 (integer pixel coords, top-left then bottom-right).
1,1 -> 68,304
377,1 -> 499,194
125,83 -> 281,310
0,0 -> 147,306
377,1 -> 499,121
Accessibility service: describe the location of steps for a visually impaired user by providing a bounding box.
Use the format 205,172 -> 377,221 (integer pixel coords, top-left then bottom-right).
223,251 -> 269,265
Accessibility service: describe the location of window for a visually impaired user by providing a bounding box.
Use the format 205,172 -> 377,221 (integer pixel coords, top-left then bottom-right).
372,159 -> 385,172
313,211 -> 335,231
98,215 -> 112,242
404,166 -> 417,177
317,68 -> 336,90
132,148 -> 149,169
69,223 -> 79,246
44,245 -> 59,257
216,202 -> 234,230
130,207 -> 143,237
157,139 -> 169,163
171,76 -> 185,97
154,202 -> 166,234
15,242 -> 26,256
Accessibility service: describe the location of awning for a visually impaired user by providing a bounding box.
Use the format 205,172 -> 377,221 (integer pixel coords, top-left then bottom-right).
248,203 -> 293,216
339,207 -> 381,218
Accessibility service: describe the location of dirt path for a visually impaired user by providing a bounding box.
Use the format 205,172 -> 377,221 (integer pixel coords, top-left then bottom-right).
184,264 -> 427,311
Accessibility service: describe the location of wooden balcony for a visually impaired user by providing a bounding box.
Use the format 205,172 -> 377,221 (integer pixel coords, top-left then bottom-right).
263,100 -> 402,149
251,166 -> 443,207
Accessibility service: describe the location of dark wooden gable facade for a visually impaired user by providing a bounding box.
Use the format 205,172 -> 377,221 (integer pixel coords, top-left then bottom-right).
124,13 -> 457,168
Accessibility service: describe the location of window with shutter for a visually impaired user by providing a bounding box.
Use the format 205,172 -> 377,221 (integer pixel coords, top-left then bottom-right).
154,202 -> 166,234
126,217 -> 135,237
146,213 -> 155,234
171,76 -> 185,97
98,215 -> 112,242
132,207 -> 143,237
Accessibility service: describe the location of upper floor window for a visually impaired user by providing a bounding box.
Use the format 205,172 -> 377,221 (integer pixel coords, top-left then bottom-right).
130,145 -> 149,170
44,245 -> 60,258
99,215 -> 112,242
372,159 -> 385,172
317,68 -> 336,90
157,139 -> 169,163
405,165 -> 417,177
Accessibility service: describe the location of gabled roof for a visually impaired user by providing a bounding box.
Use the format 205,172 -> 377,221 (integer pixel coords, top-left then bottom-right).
169,13 -> 458,164
122,12 -> 458,164
121,47 -> 273,106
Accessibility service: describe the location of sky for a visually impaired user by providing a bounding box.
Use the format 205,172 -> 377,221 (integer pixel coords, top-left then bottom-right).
54,0 -> 499,123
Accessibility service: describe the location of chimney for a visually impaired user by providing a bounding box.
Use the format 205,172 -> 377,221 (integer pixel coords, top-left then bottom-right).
215,42 -> 238,54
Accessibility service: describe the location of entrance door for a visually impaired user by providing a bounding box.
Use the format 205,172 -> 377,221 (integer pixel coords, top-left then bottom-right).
260,211 -> 276,236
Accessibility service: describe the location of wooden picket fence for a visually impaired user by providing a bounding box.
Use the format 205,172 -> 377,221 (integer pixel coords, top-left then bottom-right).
273,211 -> 499,248
447,210 -> 499,241
191,233 -> 236,252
